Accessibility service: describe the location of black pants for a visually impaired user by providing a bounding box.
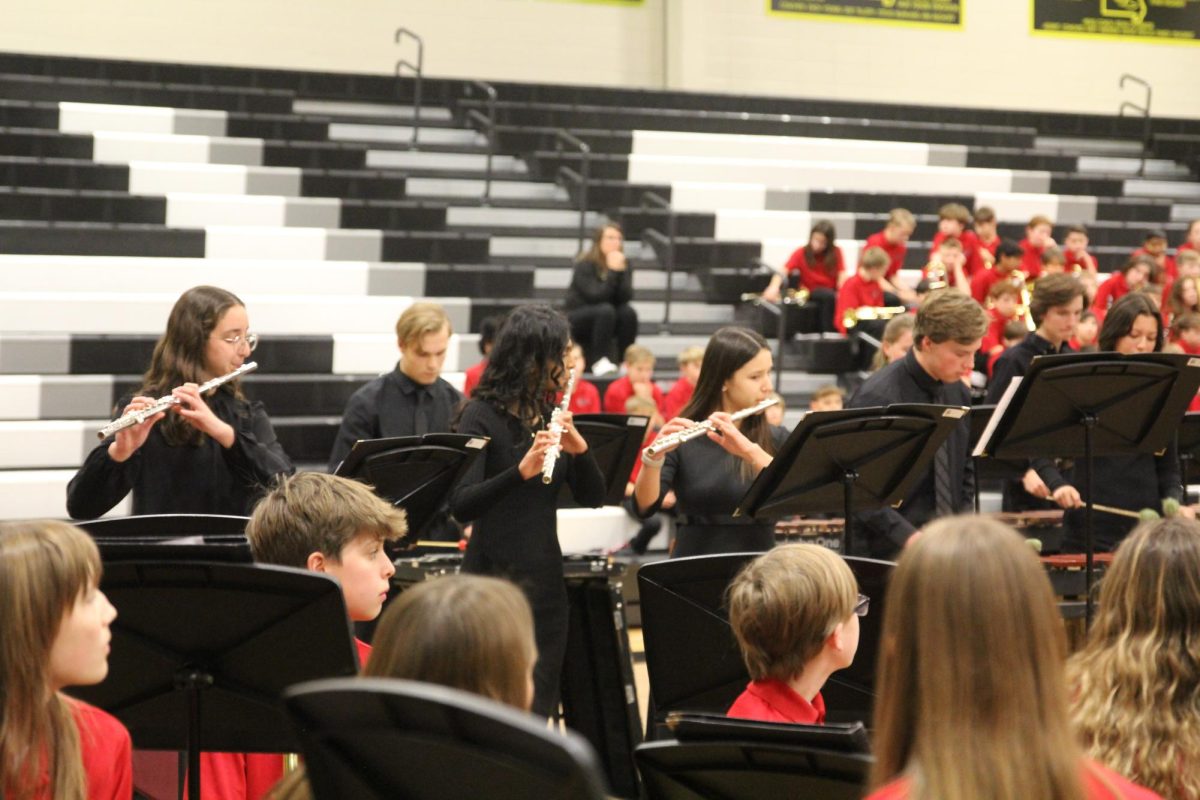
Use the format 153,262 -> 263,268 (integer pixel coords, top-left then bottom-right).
808,288 -> 837,333
568,303 -> 638,368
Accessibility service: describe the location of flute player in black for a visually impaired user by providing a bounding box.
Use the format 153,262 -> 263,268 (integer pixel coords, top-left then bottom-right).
449,304 -> 606,718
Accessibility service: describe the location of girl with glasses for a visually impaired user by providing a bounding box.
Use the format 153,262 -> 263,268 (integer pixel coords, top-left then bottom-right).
67,285 -> 294,519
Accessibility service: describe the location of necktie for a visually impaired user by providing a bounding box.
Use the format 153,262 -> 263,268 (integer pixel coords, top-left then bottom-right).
933,385 -> 956,516
414,388 -> 430,435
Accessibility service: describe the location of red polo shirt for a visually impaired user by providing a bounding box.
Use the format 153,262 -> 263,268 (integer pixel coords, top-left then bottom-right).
1064,249 -> 1096,273
1092,272 -> 1131,320
662,378 -> 694,420
568,378 -> 601,415
727,679 -> 826,725
930,230 -> 984,280
970,266 -> 1021,306
1018,238 -> 1045,280
978,234 -> 1000,258
982,306 -> 1019,353
785,245 -> 844,291
603,375 -> 666,415
863,231 -> 907,280
463,359 -> 486,398
835,273 -> 885,334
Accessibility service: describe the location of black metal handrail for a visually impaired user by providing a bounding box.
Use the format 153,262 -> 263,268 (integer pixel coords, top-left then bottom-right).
1119,73 -> 1152,178
394,28 -> 424,148
640,191 -> 677,330
464,80 -> 497,202
748,257 -> 790,389
554,129 -> 590,248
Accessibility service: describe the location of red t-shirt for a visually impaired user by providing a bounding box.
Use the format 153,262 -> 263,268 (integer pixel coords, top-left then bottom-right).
662,378 -> 694,421
603,375 -> 665,415
835,274 -> 886,334
981,306 -> 1018,354
35,700 -> 134,800
930,230 -> 984,280
628,431 -> 658,483
866,761 -> 1161,800
1131,247 -> 1177,282
568,379 -> 601,415
1093,272 -> 1131,320
1018,238 -> 1045,280
727,679 -> 826,725
971,266 -> 1020,306
978,233 -> 1001,258
1065,249 -> 1096,273
863,231 -> 907,280
463,359 -> 486,398
785,245 -> 844,291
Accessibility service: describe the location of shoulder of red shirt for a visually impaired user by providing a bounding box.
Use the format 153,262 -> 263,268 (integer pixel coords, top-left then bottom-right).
69,699 -> 133,800
726,679 -> 826,726
356,637 -> 372,668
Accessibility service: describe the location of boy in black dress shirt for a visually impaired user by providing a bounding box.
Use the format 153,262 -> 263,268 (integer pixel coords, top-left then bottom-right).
847,291 -> 988,559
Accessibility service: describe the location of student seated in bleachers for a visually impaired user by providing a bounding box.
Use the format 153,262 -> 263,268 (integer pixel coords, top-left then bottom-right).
1041,246 -> 1067,275
1063,225 -> 1098,274
867,516 -> 1160,800
565,222 -> 636,376
836,246 -> 891,336
611,394 -> 670,556
1165,311 -> 1200,356
1132,229 -> 1176,284
762,220 -> 845,333
929,203 -> 985,284
863,208 -> 918,305
980,280 -> 1024,364
464,313 -> 504,398
922,236 -> 968,292
726,544 -> 863,726
1068,517 -> 1200,800
973,205 -> 1000,262
1164,275 -> 1200,330
1070,310 -> 1099,352
1093,256 -> 1153,321
603,344 -> 665,415
0,520 -> 132,800
988,321 -> 1029,380
1180,218 -> 1200,257
970,239 -> 1025,305
663,345 -> 704,421
871,314 -> 915,371
809,385 -> 845,412
566,342 -> 601,415
269,574 -> 538,800
1018,215 -> 1056,280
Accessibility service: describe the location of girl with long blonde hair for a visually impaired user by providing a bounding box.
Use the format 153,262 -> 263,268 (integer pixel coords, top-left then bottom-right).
1069,517 -> 1200,799
867,516 -> 1158,800
0,520 -> 130,800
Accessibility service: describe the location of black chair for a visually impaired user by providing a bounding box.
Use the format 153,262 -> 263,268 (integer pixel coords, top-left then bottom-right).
283,678 -> 611,800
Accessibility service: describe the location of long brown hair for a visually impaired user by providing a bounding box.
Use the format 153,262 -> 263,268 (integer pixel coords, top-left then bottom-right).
1068,517 -> 1200,799
580,222 -> 622,278
870,516 -> 1085,800
0,520 -> 102,800
139,285 -> 246,446
1168,276 -> 1200,321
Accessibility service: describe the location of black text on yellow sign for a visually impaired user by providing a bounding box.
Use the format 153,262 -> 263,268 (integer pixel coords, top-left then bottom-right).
1032,0 -> 1200,44
768,0 -> 964,29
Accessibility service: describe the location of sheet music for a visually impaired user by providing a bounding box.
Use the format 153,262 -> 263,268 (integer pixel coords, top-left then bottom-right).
972,377 -> 1022,458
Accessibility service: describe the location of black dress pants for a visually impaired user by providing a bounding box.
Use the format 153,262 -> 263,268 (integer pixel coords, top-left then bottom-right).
568,303 -> 638,367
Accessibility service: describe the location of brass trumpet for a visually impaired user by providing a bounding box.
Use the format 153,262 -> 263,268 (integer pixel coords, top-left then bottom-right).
842,306 -> 907,330
924,259 -> 949,291
740,286 -> 810,304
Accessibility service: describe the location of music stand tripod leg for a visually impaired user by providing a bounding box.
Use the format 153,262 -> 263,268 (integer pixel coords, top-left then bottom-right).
175,668 -> 213,800
842,471 -> 858,557
1083,414 -> 1097,628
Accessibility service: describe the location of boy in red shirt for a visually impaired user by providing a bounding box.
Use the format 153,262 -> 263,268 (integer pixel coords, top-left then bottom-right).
1069,311 -> 1099,352
837,246 -> 889,335
613,394 -> 670,555
862,208 -> 917,304
973,205 -> 1001,262
1019,215 -> 1055,280
1132,229 -> 1176,284
1062,225 -> 1097,273
929,203 -> 985,283
1093,256 -> 1153,320
981,281 -> 1023,360
566,342 -> 601,415
970,239 -> 1025,305
726,544 -> 863,725
662,345 -> 703,420
987,320 -> 1030,379
462,314 -> 502,398
809,384 -> 845,412
1166,312 -> 1200,356
923,236 -> 968,292
1041,247 -> 1067,275
603,344 -> 665,415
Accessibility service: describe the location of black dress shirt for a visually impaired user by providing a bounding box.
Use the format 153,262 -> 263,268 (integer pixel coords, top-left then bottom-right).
564,260 -> 633,310
847,349 -> 974,558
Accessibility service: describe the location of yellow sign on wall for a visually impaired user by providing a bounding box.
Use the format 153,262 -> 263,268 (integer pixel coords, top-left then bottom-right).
769,0 -> 964,30
1032,0 -> 1200,44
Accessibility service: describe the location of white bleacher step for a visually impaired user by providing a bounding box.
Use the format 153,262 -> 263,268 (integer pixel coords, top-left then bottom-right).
972,192 -> 1098,225
534,267 -> 700,292
365,149 -> 526,174
93,131 -> 263,167
0,469 -> 129,520
0,255 -> 426,298
128,162 -> 301,197
1125,179 -> 1200,201
490,237 -> 649,260
446,206 -> 603,229
405,177 -> 568,201
0,375 -> 115,420
632,301 -> 733,324
0,292 -> 470,336
1172,204 -> 1200,221
713,209 -> 858,242
59,102 -> 227,137
163,193 -> 340,228
777,372 -> 843,394
328,122 -> 483,147
292,100 -> 453,123
1035,136 -> 1144,156
632,130 -> 968,168
634,334 -> 713,359
0,420 -> 100,469
203,226 -> 384,260
1077,156 -> 1191,178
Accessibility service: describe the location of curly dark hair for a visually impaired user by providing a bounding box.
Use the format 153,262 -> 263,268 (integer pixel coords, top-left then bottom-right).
470,304 -> 571,429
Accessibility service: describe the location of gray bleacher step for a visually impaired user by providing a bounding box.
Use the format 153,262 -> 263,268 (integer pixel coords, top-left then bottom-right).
365,149 -> 527,174
1035,136 -> 1144,156
328,122 -> 484,147
635,334 -> 712,359
632,300 -> 734,324
534,267 -> 700,292
778,372 -> 841,395
490,237 -> 650,260
1077,156 -> 1191,178
292,100 -> 453,123
406,177 -> 568,201
1125,179 -> 1200,200
1172,203 -> 1200,221
446,206 -> 604,229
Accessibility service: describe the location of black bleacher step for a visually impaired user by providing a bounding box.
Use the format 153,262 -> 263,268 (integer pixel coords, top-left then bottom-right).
225,113 -> 332,141
338,200 -> 448,230
0,128 -> 93,159
614,209 -> 716,239
0,73 -> 293,114
641,237 -> 764,270
111,374 -> 374,417
577,180 -> 673,213
966,149 -> 1079,172
424,263 -> 534,297
1095,198 -> 1174,223
0,157 -> 130,191
381,231 -> 490,262
637,319 -> 726,337
272,416 -> 340,463
0,221 -> 205,257
531,286 -> 710,305
0,188 -> 166,224
1050,175 -> 1127,196
0,99 -> 60,128
1153,134 -> 1200,175
68,335 -> 337,375
261,141 -> 368,170
300,170 -> 407,200
529,151 -> 630,181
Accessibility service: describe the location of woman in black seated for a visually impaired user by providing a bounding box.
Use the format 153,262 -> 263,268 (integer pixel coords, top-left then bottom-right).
634,326 -> 786,558
564,222 -> 637,375
66,285 -> 294,519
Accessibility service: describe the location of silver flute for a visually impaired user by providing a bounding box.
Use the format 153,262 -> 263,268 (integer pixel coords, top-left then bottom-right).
644,396 -> 779,458
541,370 -> 577,484
97,362 -> 258,439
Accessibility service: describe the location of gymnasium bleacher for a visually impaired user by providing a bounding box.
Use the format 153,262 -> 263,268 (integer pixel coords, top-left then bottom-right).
2,49 -> 1200,528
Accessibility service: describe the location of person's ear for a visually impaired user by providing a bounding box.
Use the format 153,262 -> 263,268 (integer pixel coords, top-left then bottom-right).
826,621 -> 846,654
307,551 -> 328,573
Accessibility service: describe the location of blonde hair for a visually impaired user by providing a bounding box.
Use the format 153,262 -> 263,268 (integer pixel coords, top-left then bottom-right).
860,246 -> 891,271
727,545 -> 857,682
1068,518 -> 1200,799
676,346 -> 705,367
1028,214 -> 1053,230
872,315 -> 915,371
913,290 -> 989,349
395,302 -> 451,348
811,384 -> 844,404
623,344 -> 654,367
624,395 -> 658,417
247,472 -> 408,568
0,520 -> 101,800
887,208 -> 916,231
937,203 -> 971,226
870,516 -> 1084,800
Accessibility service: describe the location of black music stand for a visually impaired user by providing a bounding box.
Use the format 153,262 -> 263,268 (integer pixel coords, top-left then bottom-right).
557,413 -> 649,507
76,514 -> 253,562
975,352 -> 1200,624
735,404 -> 967,556
66,562 -> 360,800
1178,412 -> 1200,500
636,553 -> 893,735
282,678 -> 610,800
966,405 -> 1032,514
665,712 -> 870,754
76,513 -> 249,536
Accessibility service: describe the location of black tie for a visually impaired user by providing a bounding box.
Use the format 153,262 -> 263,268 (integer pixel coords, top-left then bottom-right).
933,385 -> 955,516
414,388 -> 430,435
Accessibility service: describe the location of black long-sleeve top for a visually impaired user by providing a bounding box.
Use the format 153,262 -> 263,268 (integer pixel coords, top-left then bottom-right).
1063,445 -> 1182,551
449,399 -> 606,572
564,260 -> 633,310
327,366 -> 463,471
66,389 -> 294,519
847,349 -> 974,558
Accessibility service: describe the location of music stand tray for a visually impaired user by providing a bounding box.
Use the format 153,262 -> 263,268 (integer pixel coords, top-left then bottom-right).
557,413 -> 649,507
67,562 -> 360,800
665,712 -> 871,754
76,513 -> 249,537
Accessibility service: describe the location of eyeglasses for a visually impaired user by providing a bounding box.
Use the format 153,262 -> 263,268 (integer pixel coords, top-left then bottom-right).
854,594 -> 870,617
220,332 -> 259,352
